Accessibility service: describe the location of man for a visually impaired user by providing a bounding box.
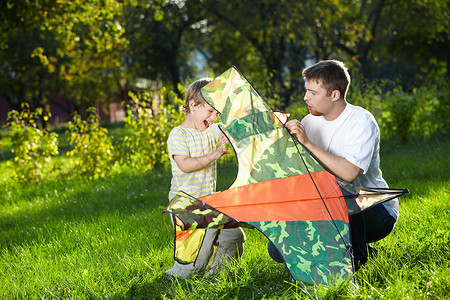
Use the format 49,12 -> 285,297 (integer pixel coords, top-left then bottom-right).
269,60 -> 398,268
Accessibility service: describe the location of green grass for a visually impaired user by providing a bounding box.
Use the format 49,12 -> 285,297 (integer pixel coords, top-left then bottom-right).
0,133 -> 449,299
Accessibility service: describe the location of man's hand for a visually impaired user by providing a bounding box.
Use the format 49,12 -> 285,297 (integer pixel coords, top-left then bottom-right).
285,119 -> 311,147
285,119 -> 361,182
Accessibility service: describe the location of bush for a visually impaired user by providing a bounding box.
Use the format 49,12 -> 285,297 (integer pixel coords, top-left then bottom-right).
381,87 -> 417,141
66,107 -> 115,179
341,79 -> 448,141
5,103 -> 58,183
413,80 -> 450,138
117,87 -> 185,171
379,80 -> 450,141
287,78 -> 450,141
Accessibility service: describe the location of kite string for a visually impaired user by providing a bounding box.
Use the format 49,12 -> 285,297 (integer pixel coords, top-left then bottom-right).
287,130 -> 351,248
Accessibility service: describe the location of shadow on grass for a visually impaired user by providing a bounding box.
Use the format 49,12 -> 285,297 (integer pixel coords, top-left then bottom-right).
379,134 -> 449,202
0,168 -> 172,251
122,275 -> 177,300
381,134 -> 450,182
114,265 -> 294,300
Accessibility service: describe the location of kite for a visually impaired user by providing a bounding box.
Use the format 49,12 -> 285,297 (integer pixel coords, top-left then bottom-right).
163,66 -> 409,287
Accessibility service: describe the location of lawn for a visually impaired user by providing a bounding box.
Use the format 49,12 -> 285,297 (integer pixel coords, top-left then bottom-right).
0,133 -> 449,299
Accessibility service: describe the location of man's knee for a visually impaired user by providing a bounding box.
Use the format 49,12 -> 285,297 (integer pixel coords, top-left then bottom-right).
364,205 -> 397,243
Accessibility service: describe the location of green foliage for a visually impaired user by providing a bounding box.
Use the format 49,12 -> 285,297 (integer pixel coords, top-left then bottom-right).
118,87 -> 185,171
1,0 -> 449,117
287,79 -> 450,141
347,80 -> 388,119
378,82 -> 450,140
1,84 -> 186,183
347,80 -> 450,141
5,103 -> 58,183
66,107 -> 114,179
413,80 -> 450,138
0,0 -> 127,113
383,87 -> 422,140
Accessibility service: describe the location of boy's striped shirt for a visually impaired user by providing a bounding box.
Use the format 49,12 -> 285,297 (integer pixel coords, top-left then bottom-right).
167,124 -> 221,200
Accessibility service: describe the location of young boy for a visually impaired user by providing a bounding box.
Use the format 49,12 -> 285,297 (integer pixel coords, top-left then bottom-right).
165,78 -> 246,279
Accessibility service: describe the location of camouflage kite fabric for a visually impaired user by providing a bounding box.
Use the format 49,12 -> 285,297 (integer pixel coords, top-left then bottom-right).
163,66 -> 408,286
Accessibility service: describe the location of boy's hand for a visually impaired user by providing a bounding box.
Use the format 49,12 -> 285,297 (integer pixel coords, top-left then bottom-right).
213,135 -> 231,159
173,134 -> 231,173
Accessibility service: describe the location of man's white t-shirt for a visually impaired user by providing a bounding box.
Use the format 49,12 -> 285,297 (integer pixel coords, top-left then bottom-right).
301,103 -> 399,219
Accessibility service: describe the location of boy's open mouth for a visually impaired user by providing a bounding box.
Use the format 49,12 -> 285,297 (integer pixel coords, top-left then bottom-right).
203,120 -> 211,128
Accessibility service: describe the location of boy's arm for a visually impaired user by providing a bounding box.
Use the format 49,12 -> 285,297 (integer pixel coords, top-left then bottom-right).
173,135 -> 231,173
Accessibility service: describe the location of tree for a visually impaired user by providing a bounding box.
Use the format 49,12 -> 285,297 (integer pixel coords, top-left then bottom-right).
304,0 -> 449,84
0,0 -> 127,118
381,0 -> 450,81
1,0 -> 447,120
123,0 -> 210,99
199,0 -> 311,110
301,0 -> 390,81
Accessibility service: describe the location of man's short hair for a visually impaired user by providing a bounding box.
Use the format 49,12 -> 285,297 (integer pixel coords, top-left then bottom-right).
302,60 -> 351,99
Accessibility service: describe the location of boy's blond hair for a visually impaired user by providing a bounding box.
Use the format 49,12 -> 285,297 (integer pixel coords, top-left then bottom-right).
182,78 -> 213,114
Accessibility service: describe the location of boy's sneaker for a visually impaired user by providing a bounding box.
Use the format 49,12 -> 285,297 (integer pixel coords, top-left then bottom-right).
165,263 -> 193,279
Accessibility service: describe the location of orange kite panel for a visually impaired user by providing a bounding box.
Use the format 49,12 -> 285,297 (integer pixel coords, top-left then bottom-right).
200,171 -> 349,223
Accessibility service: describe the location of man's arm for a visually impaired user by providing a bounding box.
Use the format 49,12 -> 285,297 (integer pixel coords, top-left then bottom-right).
285,119 -> 362,182
173,135 -> 231,173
